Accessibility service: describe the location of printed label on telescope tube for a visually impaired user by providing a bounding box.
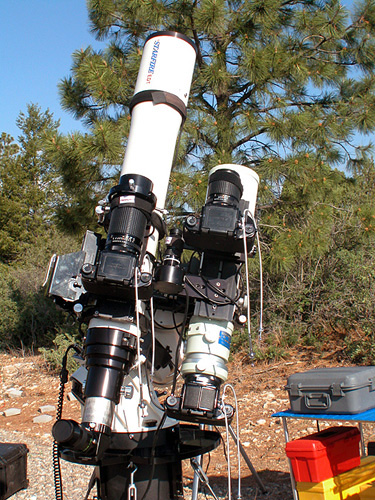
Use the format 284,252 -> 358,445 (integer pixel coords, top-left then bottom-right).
218,331 -> 231,349
146,40 -> 160,84
119,195 -> 136,204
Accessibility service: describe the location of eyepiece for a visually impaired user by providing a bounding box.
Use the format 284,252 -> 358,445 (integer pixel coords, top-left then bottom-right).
52,419 -> 97,454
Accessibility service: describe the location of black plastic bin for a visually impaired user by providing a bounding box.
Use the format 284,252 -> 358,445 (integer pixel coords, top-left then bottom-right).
0,443 -> 28,500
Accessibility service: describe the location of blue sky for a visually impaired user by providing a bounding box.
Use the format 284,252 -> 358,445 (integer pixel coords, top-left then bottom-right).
0,0 -> 103,141
0,0 -> 372,155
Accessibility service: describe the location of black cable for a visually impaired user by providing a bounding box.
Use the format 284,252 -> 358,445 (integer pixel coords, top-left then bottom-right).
53,343 -> 82,500
214,426 -> 229,464
199,274 -> 240,304
185,276 -> 234,305
187,250 -> 201,273
172,308 -> 187,332
52,417 -> 63,499
172,292 -> 190,396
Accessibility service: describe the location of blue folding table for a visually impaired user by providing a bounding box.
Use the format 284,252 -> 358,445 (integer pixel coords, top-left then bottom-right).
272,408 -> 375,500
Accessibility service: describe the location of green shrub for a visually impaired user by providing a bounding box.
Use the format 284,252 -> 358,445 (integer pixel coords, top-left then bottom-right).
0,229 -> 81,350
39,329 -> 82,373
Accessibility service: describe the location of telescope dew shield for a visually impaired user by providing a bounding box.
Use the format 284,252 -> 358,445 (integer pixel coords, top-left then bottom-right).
121,32 -> 197,212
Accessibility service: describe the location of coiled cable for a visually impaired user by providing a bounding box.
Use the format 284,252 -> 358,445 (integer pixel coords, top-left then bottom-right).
53,343 -> 82,500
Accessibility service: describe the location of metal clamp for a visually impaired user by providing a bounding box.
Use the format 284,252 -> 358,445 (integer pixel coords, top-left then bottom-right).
128,463 -> 138,500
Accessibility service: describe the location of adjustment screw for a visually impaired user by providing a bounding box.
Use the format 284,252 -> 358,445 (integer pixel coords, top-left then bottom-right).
186,215 -> 197,227
238,314 -> 247,324
73,303 -> 83,317
196,360 -> 207,372
140,272 -> 151,283
167,395 -> 177,407
82,263 -> 93,274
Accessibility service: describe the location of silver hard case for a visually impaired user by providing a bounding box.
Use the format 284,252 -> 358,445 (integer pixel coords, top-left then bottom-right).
285,366 -> 375,414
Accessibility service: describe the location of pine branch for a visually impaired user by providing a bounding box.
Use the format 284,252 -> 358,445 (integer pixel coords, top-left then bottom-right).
234,127 -> 268,149
197,93 -> 216,114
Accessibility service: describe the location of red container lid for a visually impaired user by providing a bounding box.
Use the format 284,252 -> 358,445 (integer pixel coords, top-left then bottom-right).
286,426 -> 360,455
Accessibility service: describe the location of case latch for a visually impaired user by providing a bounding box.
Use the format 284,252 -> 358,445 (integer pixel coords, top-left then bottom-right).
289,383 -> 303,397
331,382 -> 344,397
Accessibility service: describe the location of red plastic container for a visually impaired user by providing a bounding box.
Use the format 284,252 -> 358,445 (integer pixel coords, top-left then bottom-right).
285,426 -> 361,483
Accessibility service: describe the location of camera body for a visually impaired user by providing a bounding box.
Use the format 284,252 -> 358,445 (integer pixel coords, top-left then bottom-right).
183,168 -> 256,255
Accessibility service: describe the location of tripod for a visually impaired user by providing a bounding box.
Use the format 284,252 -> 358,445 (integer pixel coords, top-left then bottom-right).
191,424 -> 267,500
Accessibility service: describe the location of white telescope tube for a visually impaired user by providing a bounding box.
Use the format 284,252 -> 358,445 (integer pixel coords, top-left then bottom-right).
121,32 -> 197,210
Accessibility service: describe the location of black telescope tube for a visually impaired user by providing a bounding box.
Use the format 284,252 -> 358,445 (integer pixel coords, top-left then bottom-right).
84,327 -> 137,404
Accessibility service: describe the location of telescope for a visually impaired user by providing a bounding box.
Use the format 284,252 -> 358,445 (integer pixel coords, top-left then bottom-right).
46,30 -> 259,500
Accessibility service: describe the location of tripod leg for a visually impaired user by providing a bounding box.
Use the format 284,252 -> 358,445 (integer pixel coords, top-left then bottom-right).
84,467 -> 100,500
191,458 -> 220,500
228,425 -> 267,494
191,424 -> 205,500
191,454 -> 202,500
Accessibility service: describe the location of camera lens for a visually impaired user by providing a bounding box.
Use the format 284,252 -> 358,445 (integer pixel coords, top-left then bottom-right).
106,174 -> 156,256
206,169 -> 243,207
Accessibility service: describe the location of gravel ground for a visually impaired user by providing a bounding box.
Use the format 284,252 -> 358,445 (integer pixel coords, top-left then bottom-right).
0,428 -> 95,500
0,426 -> 292,500
0,352 -> 302,499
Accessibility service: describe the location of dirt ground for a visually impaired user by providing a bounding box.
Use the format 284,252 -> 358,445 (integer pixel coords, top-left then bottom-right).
1,348 -> 372,499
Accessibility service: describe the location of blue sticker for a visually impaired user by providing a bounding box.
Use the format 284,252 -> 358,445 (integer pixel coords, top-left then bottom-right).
218,331 -> 231,350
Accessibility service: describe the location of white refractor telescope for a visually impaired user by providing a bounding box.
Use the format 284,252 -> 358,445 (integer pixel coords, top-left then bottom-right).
47,30 -> 259,500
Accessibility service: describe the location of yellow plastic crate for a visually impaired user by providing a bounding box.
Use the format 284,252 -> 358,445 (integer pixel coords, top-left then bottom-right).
297,456 -> 375,500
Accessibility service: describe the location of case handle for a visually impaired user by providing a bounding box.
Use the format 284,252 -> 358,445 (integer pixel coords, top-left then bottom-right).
304,393 -> 331,410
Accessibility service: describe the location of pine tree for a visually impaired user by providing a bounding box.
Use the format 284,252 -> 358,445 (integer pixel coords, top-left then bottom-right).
0,104 -> 63,262
0,105 -> 83,348
54,0 -> 375,208
50,0 -> 375,353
